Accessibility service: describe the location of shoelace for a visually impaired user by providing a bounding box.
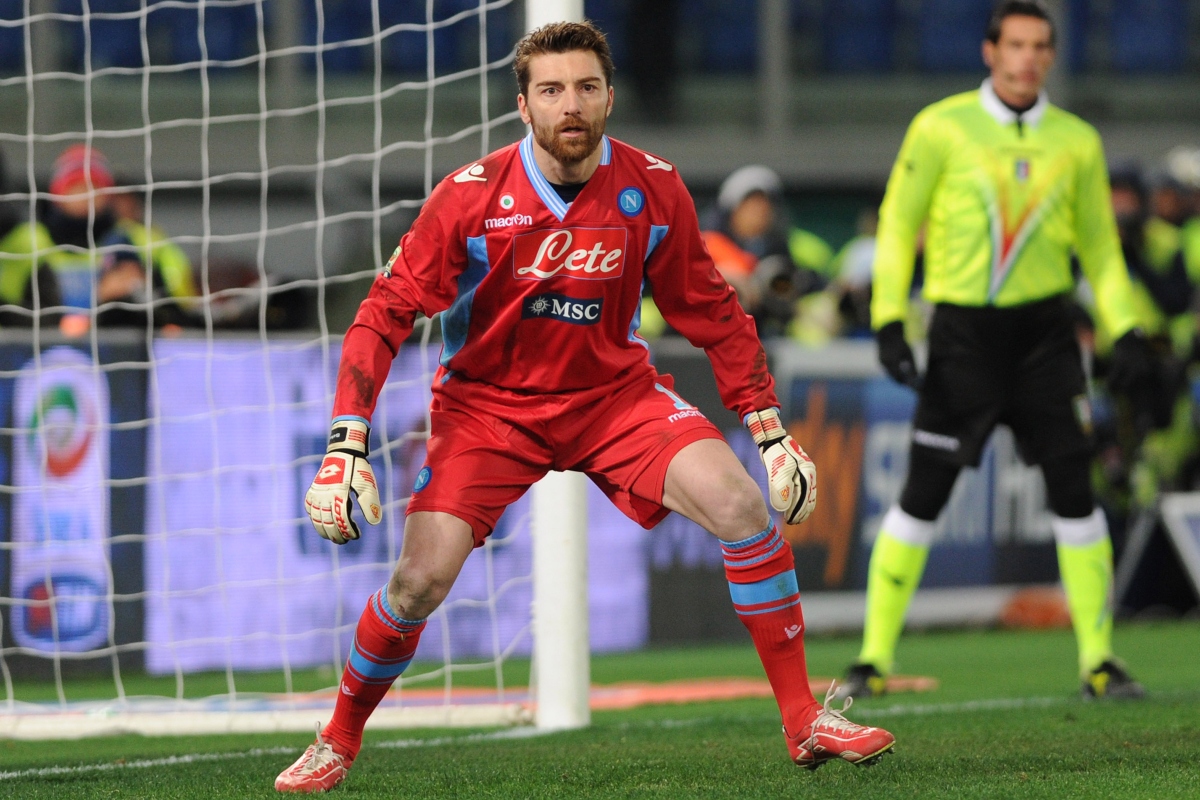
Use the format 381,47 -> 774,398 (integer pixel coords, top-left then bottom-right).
297,721 -> 339,774
806,682 -> 864,756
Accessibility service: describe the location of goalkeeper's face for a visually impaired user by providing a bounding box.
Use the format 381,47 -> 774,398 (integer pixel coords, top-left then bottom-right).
519,50 -> 613,167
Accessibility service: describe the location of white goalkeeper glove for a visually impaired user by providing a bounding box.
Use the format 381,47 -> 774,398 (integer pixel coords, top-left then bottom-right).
744,408 -> 817,525
305,418 -> 383,545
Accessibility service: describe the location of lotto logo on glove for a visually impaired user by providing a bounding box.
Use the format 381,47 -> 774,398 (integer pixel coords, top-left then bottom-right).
305,418 -> 383,545
315,459 -> 345,484
745,408 -> 818,525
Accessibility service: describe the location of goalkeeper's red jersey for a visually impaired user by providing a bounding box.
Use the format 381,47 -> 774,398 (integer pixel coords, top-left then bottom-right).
337,133 -> 778,420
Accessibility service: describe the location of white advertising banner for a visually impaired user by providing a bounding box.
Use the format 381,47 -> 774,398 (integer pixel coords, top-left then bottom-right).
10,347 -> 112,653
144,339 -> 648,675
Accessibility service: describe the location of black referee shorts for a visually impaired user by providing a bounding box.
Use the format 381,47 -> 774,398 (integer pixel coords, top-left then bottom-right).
911,295 -> 1093,467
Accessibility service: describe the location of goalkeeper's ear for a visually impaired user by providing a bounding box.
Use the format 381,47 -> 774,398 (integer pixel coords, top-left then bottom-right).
350,461 -> 383,525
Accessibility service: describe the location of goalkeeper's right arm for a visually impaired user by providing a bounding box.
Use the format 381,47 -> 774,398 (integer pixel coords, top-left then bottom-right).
306,288 -> 417,544
314,184 -> 460,540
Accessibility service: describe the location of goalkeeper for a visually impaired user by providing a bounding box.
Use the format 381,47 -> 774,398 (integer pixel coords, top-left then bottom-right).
836,1 -> 1150,703
275,20 -> 893,794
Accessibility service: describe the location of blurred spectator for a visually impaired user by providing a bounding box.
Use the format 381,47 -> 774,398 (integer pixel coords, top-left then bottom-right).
701,165 -> 833,339
0,145 -> 197,331
1152,170 -> 1192,230
106,177 -> 198,326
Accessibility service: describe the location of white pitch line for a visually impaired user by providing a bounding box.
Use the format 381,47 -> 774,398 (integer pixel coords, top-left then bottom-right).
0,746 -> 298,781
0,728 -> 550,781
374,726 -> 553,749
0,692 -> 1172,781
853,695 -> 1068,718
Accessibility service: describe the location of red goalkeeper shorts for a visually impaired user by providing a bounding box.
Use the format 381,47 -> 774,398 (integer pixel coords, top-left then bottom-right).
405,368 -> 724,545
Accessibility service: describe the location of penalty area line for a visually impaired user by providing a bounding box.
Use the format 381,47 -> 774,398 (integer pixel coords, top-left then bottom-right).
0,729 -> 552,782
606,694 -> 1074,731
6,692 -> 1151,781
0,746 -> 298,781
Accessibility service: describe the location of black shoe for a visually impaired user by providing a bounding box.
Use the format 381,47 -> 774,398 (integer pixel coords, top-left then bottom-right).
831,663 -> 887,701
1082,660 -> 1145,700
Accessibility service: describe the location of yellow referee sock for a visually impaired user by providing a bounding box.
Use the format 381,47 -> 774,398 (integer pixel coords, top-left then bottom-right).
858,507 -> 933,674
1052,510 -> 1114,677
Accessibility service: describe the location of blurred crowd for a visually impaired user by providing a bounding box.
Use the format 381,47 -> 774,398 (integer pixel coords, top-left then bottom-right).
0,144 -> 311,337
638,164 -> 883,345
1091,148 -> 1200,510
639,164 -> 879,345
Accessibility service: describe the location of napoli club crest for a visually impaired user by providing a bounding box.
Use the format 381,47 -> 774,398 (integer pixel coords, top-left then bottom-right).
413,466 -> 432,493
618,187 -> 644,217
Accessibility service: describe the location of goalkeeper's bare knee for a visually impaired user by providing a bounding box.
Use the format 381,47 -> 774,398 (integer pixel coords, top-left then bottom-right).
706,475 -> 771,542
386,570 -> 453,621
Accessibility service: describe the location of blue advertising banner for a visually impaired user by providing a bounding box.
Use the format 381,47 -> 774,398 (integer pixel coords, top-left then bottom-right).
143,338 -> 649,675
792,376 -> 1054,590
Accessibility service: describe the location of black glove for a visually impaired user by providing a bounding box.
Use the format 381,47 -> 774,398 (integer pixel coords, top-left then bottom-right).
876,320 -> 921,388
1107,329 -> 1152,396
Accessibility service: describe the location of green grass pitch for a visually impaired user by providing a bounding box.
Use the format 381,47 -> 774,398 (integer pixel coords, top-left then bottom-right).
2,620 -> 1198,798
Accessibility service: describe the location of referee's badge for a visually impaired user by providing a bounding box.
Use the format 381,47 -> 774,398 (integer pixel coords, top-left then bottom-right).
1015,159 -> 1030,182
1073,394 -> 1093,436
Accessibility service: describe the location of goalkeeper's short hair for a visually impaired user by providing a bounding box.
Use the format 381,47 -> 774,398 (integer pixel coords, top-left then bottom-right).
514,20 -> 615,97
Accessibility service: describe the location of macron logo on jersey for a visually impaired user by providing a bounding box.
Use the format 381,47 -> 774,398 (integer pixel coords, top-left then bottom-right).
513,228 -> 626,280
522,293 -> 603,325
485,213 -> 533,230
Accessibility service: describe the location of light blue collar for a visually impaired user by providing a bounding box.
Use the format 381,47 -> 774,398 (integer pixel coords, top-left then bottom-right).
518,133 -> 611,222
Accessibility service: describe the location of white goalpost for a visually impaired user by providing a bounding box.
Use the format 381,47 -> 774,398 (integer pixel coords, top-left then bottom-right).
0,0 -> 601,740
525,0 -> 591,735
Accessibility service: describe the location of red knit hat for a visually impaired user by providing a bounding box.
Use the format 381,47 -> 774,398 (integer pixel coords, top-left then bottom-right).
49,144 -> 114,196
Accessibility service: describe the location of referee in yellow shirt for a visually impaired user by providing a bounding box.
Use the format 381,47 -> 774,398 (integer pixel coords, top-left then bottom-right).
838,0 -> 1150,701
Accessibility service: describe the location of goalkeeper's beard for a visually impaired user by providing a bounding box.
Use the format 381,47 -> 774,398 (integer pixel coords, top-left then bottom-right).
532,114 -> 606,165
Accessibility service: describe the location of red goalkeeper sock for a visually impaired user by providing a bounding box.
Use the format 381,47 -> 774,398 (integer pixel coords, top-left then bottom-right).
722,526 -> 820,735
322,587 -> 426,757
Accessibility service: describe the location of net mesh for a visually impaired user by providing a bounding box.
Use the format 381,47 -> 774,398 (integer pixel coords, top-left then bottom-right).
0,0 -> 544,738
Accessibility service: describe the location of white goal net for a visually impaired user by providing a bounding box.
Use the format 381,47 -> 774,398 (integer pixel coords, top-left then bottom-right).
0,0 -> 626,740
